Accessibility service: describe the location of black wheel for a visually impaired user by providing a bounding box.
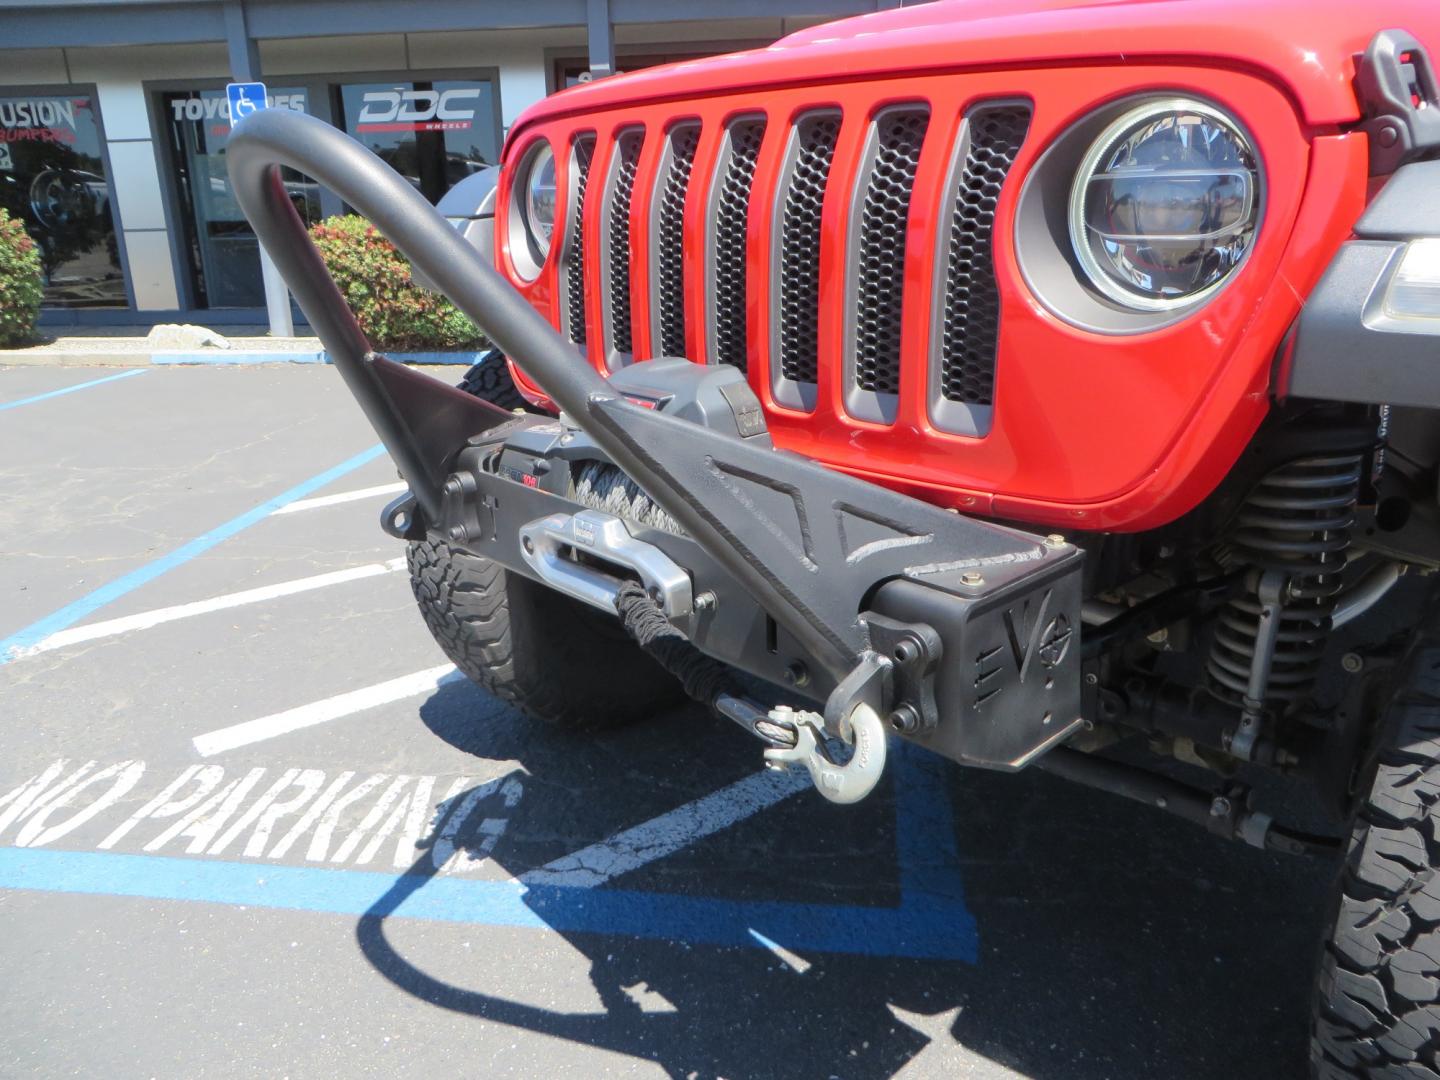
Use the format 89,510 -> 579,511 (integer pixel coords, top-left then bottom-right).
406,539 -> 685,728
405,345 -> 683,728
1312,616 -> 1440,1077
456,349 -> 527,410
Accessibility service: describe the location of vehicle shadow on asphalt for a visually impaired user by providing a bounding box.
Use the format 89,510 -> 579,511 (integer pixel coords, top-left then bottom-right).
353,679 -> 1335,1080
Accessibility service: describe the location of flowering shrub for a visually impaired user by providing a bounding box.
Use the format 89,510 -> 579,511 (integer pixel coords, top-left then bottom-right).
0,209 -> 44,347
307,215 -> 487,351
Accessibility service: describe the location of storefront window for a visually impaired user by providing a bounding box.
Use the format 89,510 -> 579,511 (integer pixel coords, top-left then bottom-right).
161,88 -> 317,308
0,92 -> 124,308
336,79 -> 498,205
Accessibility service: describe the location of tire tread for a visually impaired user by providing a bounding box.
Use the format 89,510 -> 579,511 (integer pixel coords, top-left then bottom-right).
456,350 -> 527,411
405,350 -> 685,729
1314,626 -> 1440,1078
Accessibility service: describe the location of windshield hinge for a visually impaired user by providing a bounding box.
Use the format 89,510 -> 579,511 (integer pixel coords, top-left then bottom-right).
1356,29 -> 1440,175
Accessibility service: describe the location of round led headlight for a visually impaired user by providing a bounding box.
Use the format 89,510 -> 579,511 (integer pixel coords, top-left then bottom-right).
1069,99 -> 1261,312
520,142 -> 557,260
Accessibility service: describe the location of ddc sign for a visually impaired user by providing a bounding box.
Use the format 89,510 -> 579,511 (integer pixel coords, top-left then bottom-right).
356,87 -> 481,133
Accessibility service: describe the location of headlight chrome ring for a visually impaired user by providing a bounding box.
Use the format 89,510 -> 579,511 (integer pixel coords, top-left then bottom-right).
523,142 -> 557,258
1068,98 -> 1262,313
509,139 -> 556,280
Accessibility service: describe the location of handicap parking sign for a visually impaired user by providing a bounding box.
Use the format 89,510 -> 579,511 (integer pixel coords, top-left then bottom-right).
226,81 -> 268,128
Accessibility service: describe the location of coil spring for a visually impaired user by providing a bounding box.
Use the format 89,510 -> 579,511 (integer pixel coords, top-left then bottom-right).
1205,452 -> 1364,711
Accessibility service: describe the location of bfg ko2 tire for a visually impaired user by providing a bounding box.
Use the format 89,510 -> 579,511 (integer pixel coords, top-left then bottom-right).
404,349 -> 683,728
1312,613 -> 1440,1077
406,540 -> 684,728
455,349 -> 527,411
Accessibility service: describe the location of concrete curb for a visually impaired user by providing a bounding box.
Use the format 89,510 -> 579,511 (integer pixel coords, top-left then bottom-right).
0,350 -> 486,368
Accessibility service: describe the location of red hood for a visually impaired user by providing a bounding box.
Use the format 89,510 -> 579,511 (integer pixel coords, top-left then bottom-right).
507,0 -> 1440,151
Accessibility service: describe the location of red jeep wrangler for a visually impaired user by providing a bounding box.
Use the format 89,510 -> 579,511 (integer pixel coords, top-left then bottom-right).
230,1 -> 1440,1073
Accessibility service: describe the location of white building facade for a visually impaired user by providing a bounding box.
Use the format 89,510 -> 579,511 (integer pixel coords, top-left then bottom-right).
1,0 -> 909,326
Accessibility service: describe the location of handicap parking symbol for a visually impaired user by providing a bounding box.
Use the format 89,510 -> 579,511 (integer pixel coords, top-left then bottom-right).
226,82 -> 268,128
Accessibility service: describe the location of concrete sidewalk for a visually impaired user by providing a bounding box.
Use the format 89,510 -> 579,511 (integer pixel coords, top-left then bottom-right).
2,325 -> 482,367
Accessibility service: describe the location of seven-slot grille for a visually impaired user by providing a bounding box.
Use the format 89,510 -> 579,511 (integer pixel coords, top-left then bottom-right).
546,100 -> 1030,424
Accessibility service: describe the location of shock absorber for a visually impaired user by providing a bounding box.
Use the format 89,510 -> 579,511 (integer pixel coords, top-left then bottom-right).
1206,451 -> 1366,756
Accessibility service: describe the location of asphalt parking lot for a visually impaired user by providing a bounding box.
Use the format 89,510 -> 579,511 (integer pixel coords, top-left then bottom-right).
0,363 -> 1338,1079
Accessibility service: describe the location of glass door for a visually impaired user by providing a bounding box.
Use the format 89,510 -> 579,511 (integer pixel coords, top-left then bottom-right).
161,88 -> 316,308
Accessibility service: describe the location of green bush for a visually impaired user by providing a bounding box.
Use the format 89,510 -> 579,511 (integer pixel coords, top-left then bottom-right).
307,214 -> 487,352
0,209 -> 44,347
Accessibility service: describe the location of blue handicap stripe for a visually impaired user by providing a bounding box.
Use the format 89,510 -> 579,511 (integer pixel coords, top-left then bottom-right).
0,369 -> 147,412
893,740 -> 971,907
0,746 -> 977,962
0,845 -> 974,961
0,443 -> 387,663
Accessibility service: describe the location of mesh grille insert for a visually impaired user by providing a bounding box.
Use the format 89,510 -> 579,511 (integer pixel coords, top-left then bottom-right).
778,113 -> 840,387
854,108 -> 929,397
561,135 -> 594,346
606,130 -> 644,356
939,105 -> 1031,406
710,119 -> 766,372
656,124 -> 700,358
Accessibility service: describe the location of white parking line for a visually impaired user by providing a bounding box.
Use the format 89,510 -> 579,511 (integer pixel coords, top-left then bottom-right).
271,482 -> 408,515
519,767 -> 807,889
748,928 -> 813,973
8,558 -> 407,660
192,664 -> 461,757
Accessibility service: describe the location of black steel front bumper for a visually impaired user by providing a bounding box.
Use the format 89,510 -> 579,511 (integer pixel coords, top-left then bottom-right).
227,107 -> 1084,772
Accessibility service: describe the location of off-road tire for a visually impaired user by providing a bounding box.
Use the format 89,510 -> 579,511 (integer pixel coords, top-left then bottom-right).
1312,617 -> 1440,1078
407,540 -> 685,728
456,349 -> 527,411
404,349 -> 683,728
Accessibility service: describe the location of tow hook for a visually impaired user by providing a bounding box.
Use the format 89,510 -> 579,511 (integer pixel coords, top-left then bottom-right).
762,702 -> 887,805
607,578 -> 890,805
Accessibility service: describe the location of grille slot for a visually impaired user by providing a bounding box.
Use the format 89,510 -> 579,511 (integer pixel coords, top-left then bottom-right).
933,104 -> 1031,426
652,123 -> 701,358
774,112 -> 840,399
559,134 -> 594,346
602,129 -> 644,360
850,106 -> 929,413
707,118 -> 766,372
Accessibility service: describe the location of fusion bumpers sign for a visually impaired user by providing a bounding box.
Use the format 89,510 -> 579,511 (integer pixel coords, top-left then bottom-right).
0,98 -> 85,144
